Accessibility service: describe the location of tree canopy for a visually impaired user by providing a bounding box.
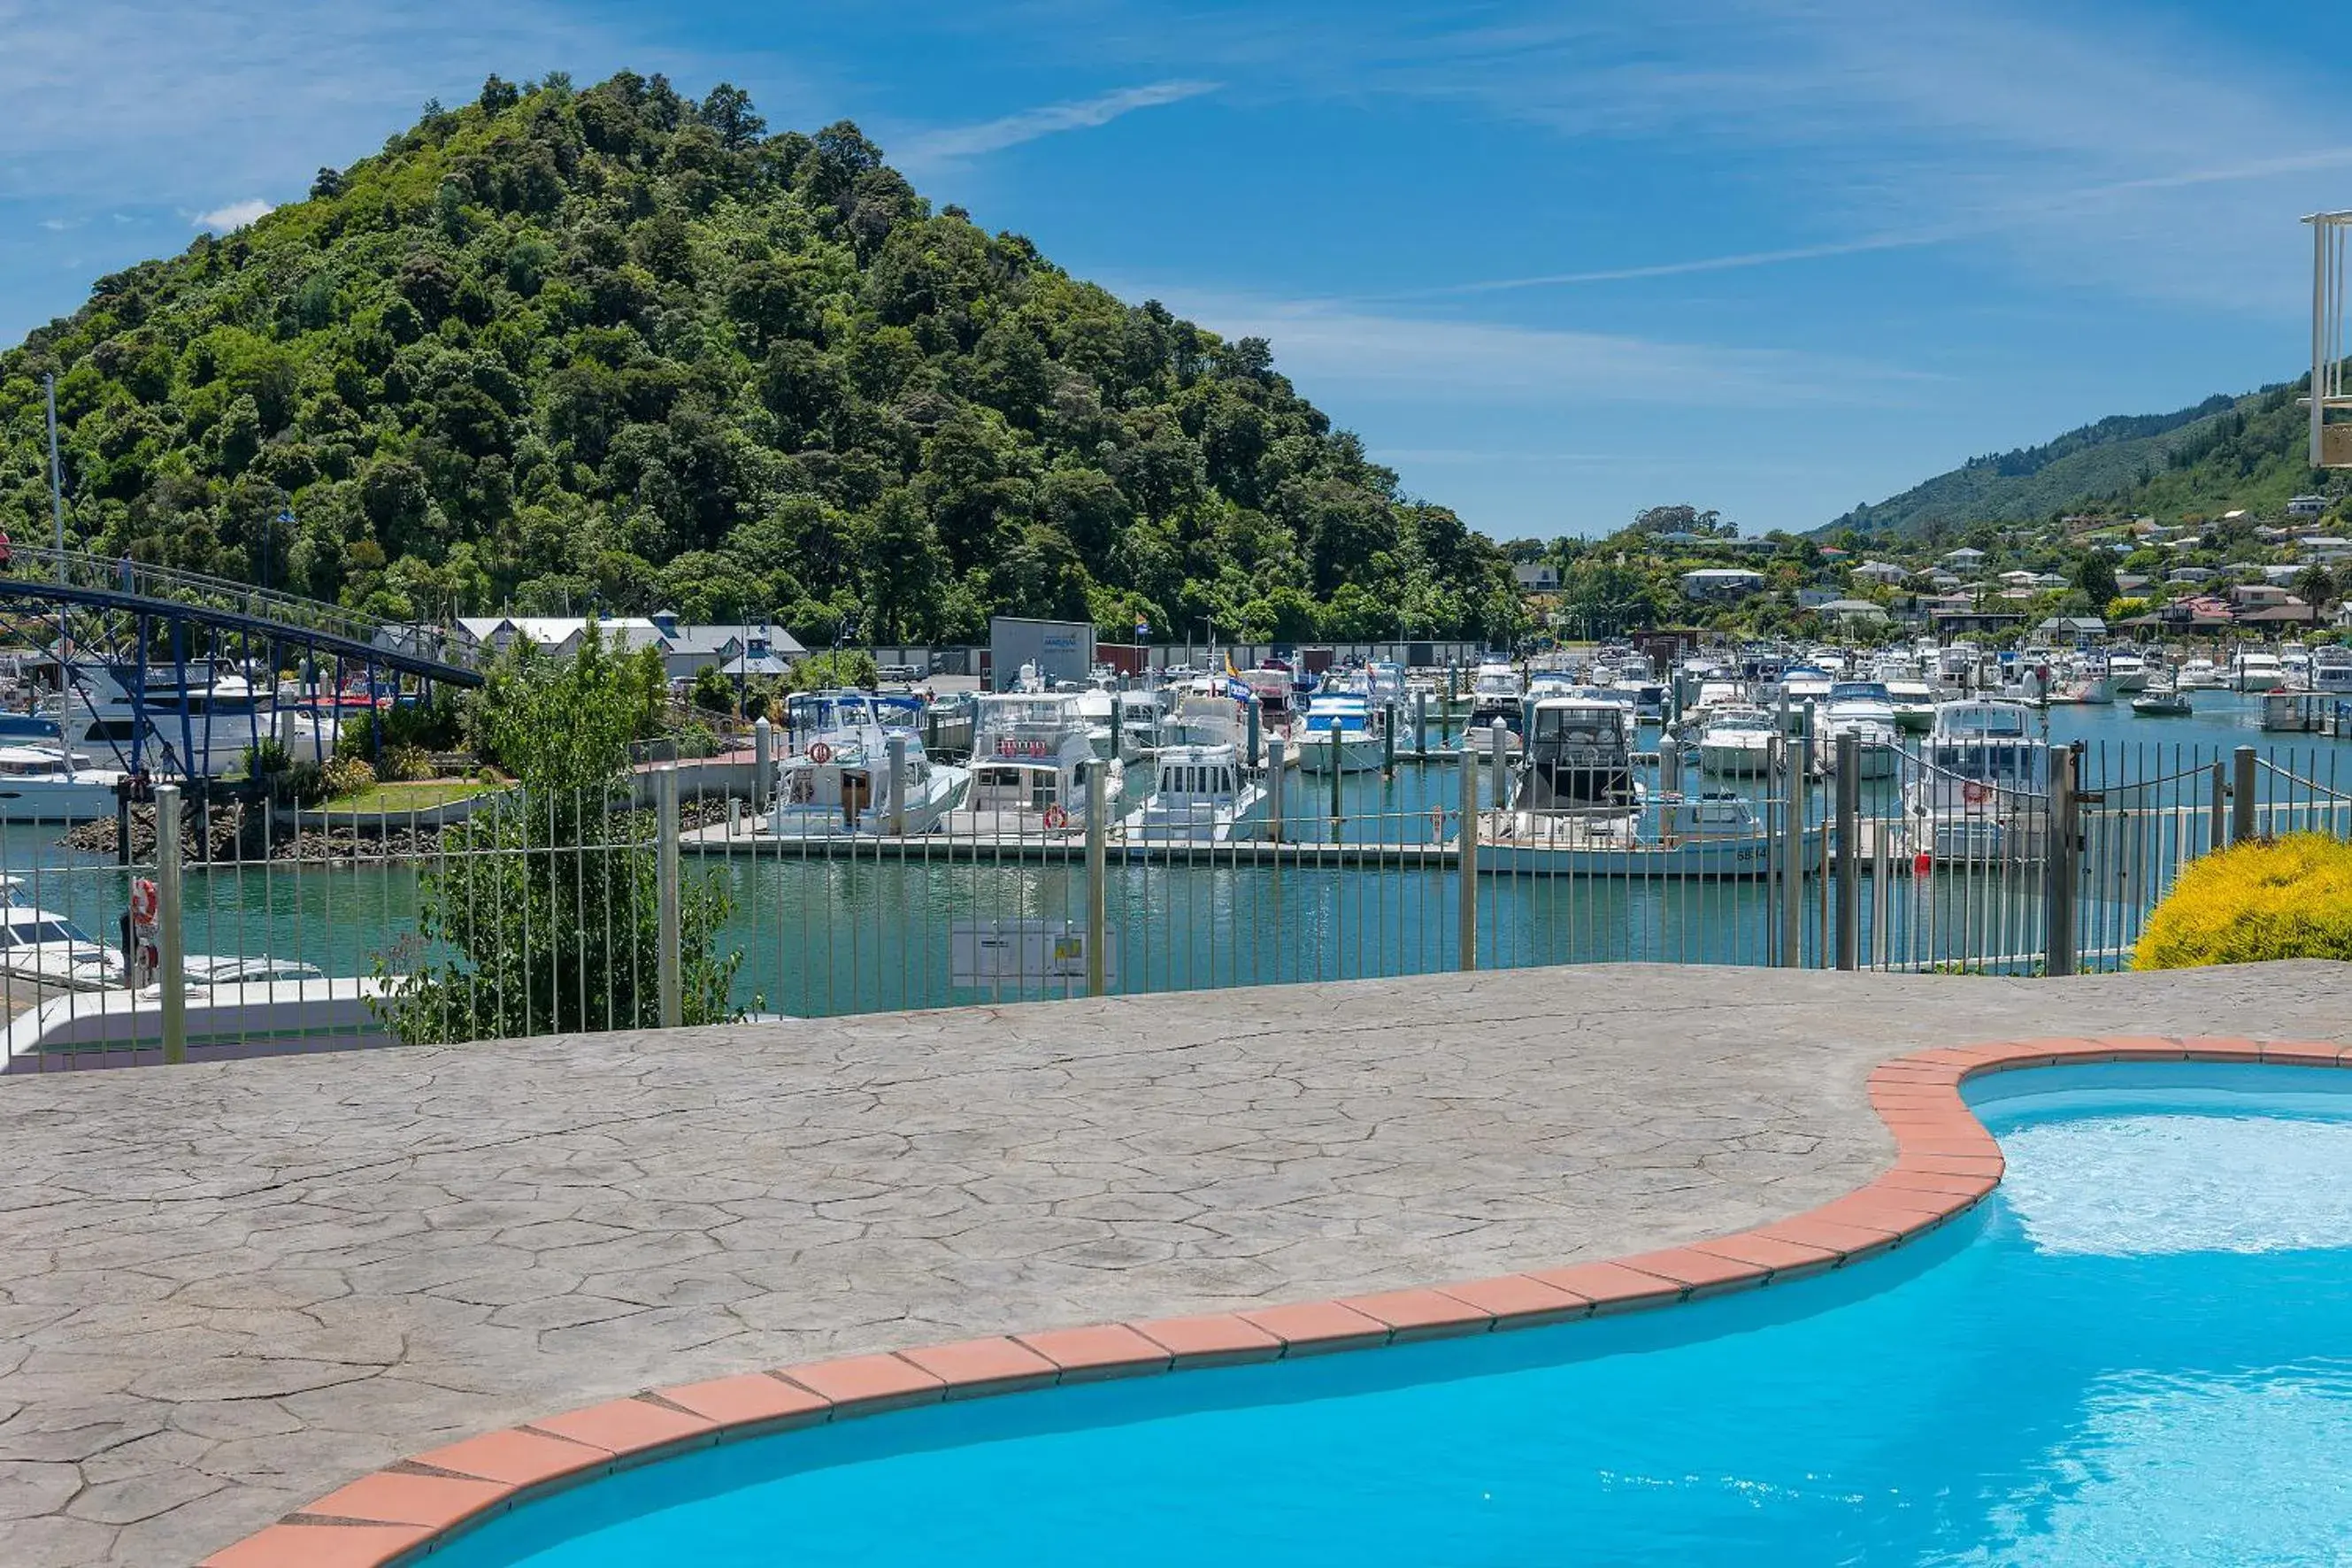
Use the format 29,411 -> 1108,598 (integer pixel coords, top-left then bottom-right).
0,72 -> 1519,647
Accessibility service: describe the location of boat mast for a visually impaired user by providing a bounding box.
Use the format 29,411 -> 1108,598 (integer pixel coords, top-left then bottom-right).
42,373 -> 72,780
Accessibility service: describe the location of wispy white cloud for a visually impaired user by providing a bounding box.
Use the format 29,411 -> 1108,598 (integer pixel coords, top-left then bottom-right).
897,79 -> 1218,166
192,197 -> 273,233
1126,284 -> 1926,407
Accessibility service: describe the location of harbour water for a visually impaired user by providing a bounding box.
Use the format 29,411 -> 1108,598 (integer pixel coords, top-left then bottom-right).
4,694 -> 2348,1022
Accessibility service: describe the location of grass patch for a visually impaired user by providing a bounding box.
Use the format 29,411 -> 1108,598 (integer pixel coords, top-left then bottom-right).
324,780 -> 499,814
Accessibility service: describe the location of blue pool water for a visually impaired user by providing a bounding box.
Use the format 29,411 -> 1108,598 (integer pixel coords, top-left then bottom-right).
394,1066 -> 2352,1564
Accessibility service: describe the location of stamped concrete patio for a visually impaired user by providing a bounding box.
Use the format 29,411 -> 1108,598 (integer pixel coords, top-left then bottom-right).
3,959 -> 2348,1565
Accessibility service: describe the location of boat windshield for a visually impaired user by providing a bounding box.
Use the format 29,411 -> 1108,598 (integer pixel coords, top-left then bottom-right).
1829,682 -> 1891,704
0,919 -> 95,949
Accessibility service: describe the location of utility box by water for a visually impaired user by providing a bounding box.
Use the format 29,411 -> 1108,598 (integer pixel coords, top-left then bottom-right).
990,617 -> 1095,690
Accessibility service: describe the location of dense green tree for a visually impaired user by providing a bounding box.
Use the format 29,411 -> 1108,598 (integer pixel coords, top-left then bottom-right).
0,73 -> 1515,645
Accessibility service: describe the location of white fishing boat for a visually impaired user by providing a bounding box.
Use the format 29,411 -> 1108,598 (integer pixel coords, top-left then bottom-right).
0,878 -> 325,995
1512,697 -> 1640,813
1817,681 -> 1900,780
770,691 -> 971,837
1777,665 -> 1834,730
1902,700 -> 2050,861
2130,680 -> 2194,718
1467,661 -> 1524,734
1118,743 -> 1266,843
1696,706 -> 1778,777
1164,676 -> 1244,749
0,745 -> 126,823
1292,692 -> 1386,773
964,692 -> 1124,832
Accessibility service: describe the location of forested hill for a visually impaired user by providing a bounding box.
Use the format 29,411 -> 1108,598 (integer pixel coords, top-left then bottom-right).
1825,381 -> 2322,538
0,72 -> 1518,645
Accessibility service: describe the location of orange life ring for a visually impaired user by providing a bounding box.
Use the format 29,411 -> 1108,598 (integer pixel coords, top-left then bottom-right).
1042,803 -> 1070,830
808,741 -> 833,765
1962,780 -> 1992,806
130,877 -> 159,926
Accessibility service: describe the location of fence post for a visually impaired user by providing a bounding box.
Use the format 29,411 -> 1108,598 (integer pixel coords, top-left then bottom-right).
155,782 -> 186,1065
1415,691 -> 1428,757
887,734 -> 909,838
752,716 -> 772,815
2044,743 -> 2079,977
1489,721 -> 1508,811
657,767 -> 682,1029
1266,739 -> 1286,843
1774,735 -> 1802,967
1246,699 -> 1260,770
1382,703 -> 1396,775
1085,765 -> 1108,995
1835,731 -> 1859,971
1457,747 -> 1479,972
1872,803 -> 1890,969
2231,745 -> 2257,844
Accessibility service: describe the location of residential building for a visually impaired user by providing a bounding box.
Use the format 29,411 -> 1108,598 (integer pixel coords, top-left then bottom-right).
2167,566 -> 2216,584
2288,495 -> 2329,519
1679,567 -> 1766,601
1512,563 -> 1562,592
1941,547 -> 1987,567
1850,560 -> 1908,587
2301,536 -> 2352,564
1818,599 -> 1890,626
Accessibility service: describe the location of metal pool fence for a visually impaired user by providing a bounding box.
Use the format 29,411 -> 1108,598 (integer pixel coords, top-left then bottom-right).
4,734 -> 2348,1072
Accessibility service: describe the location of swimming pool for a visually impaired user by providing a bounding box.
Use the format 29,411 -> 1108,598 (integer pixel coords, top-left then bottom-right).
397,1063 -> 2352,1566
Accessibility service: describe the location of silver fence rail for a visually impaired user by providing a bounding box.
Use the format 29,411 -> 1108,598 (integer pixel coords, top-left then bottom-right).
3,734 -> 2348,1073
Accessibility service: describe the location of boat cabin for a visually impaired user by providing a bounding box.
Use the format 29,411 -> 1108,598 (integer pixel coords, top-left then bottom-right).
1520,699 -> 1636,811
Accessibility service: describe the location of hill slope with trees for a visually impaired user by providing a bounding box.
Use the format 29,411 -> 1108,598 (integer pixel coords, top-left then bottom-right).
0,72 -> 1519,646
1825,380 -> 2348,540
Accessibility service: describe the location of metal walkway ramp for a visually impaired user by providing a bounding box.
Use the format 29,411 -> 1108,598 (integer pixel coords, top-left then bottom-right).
0,548 -> 483,687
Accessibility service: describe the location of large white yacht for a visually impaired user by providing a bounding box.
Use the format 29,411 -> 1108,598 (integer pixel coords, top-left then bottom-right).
1696,705 -> 1779,777
1119,743 -> 1265,842
770,691 -> 971,837
965,692 -> 1124,832
1817,680 -> 1901,780
0,745 -> 127,824
2231,648 -> 2286,691
1903,700 -> 2051,860
1293,691 -> 1386,773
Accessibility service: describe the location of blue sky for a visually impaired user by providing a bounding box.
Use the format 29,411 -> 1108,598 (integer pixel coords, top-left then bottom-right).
4,0 -> 2347,540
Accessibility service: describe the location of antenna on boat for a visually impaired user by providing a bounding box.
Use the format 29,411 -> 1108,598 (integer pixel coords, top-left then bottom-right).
2308,211 -> 2352,467
42,373 -> 72,781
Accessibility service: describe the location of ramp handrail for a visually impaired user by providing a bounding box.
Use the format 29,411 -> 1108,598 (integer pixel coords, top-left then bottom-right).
0,546 -> 479,677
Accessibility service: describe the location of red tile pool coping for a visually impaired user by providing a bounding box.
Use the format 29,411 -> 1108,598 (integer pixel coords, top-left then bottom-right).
198,1033 -> 2350,1567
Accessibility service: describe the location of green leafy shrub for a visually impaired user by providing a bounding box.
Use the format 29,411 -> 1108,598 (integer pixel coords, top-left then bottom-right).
243,737 -> 291,779
280,760 -> 330,806
376,742 -> 434,783
321,755 -> 378,799
2136,834 -> 2352,969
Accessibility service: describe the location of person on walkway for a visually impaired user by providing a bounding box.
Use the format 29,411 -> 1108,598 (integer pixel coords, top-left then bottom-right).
118,553 -> 135,591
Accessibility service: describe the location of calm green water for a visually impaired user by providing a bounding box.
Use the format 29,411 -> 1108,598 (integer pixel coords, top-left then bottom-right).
5,695 -> 2346,1020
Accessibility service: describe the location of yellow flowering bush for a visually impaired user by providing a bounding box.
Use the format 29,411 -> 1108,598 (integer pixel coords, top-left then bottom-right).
2136,834 -> 2352,969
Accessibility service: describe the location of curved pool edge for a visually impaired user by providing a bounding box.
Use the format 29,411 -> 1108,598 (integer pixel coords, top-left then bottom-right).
199,1031 -> 2352,1568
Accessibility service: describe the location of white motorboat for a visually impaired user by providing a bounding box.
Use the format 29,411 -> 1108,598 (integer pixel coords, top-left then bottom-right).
1164,676 -> 1244,749
2231,649 -> 2286,691
2312,647 -> 2352,695
1467,660 -> 1524,734
0,745 -> 126,823
1696,706 -> 1779,777
0,878 -> 325,994
1119,743 -> 1266,842
1903,700 -> 2051,861
2104,650 -> 2151,694
1293,692 -> 1386,773
2177,657 -> 2225,690
770,690 -> 971,837
1884,678 -> 1940,734
1513,698 -> 1641,813
1777,665 -> 1835,729
4,976 -> 392,1072
964,692 -> 1124,832
50,662 -> 272,778
1818,681 -> 1900,780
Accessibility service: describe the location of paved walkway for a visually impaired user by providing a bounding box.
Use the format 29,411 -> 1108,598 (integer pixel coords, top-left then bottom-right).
2,961 -> 2347,1565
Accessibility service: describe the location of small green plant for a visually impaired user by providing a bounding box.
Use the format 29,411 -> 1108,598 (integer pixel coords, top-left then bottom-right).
321,754 -> 378,799
280,760 -> 329,806
376,742 -> 434,783
243,737 -> 291,779
2137,834 -> 2352,969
